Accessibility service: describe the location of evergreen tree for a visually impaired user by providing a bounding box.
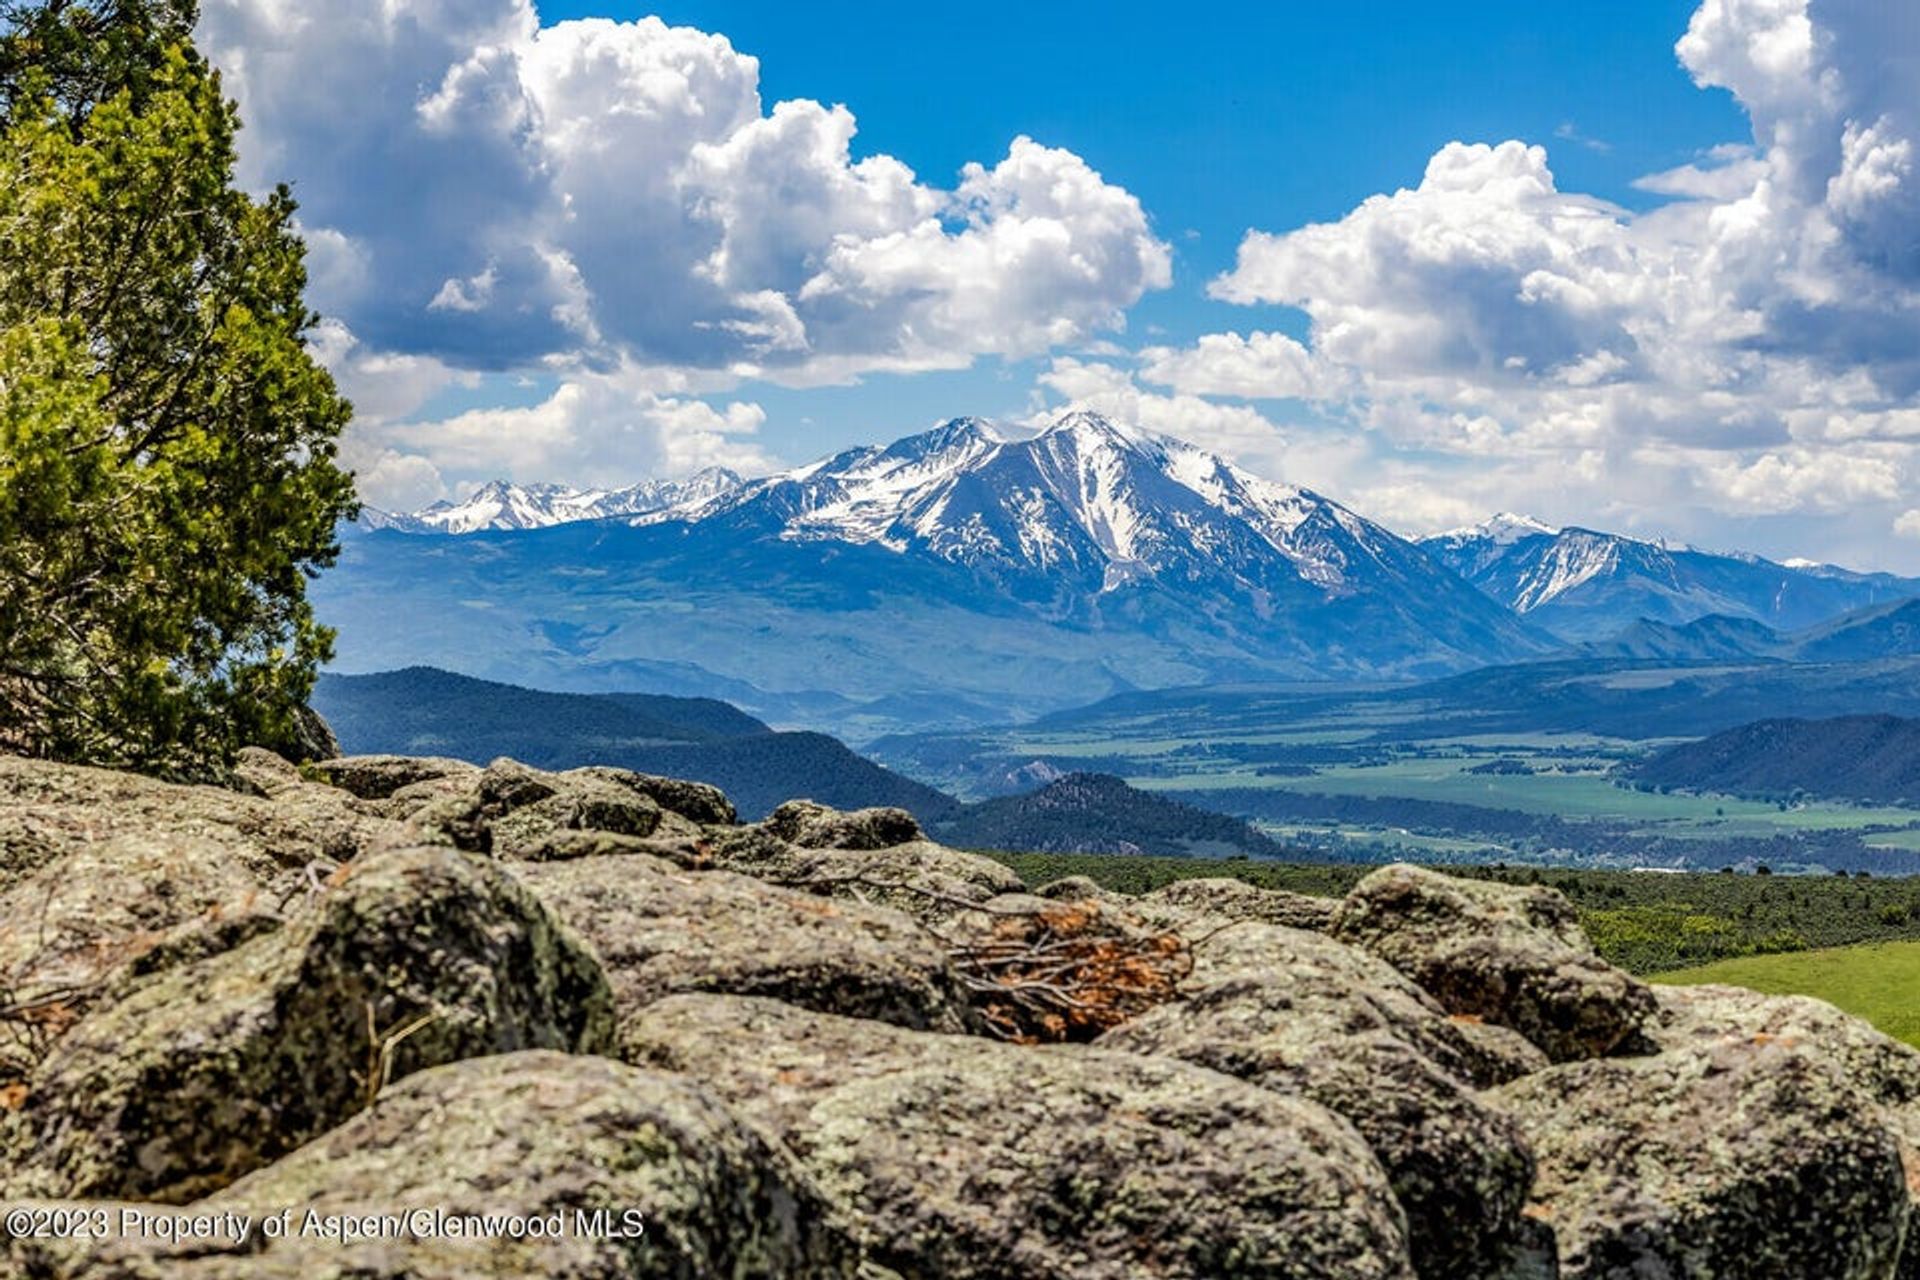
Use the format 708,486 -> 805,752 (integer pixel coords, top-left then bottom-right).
0,0 -> 357,773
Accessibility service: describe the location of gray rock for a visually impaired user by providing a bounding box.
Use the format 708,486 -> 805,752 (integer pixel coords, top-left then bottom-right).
1030,874 -> 1130,903
0,757 -> 407,1081
309,754 -> 479,802
397,758 -> 722,859
517,853 -> 973,1033
3,847 -> 614,1203
1103,921 -> 1536,1280
565,765 -> 737,826
764,799 -> 923,850
226,747 -> 307,798
623,993 -> 1417,1280
1652,981 -> 1920,1278
490,774 -> 664,855
707,827 -> 1025,924
1135,877 -> 1339,932
1495,1035 -> 1909,1278
1445,1016 -> 1551,1087
282,704 -> 342,765
1331,864 -> 1654,1061
507,827 -> 707,865
4,1051 -> 865,1278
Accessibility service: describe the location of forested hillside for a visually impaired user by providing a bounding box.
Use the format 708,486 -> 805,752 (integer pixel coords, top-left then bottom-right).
1633,715 -> 1920,805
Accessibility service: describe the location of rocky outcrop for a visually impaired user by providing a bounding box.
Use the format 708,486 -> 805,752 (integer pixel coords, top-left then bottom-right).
706,824 -> 1025,924
624,993 -> 1417,1280
764,798 -> 922,849
6,751 -> 1917,1280
0,754 -> 407,1083
517,853 -> 973,1033
1331,863 -> 1655,1061
6,1051 -> 864,1278
1496,1034 -> 1910,1278
1103,921 -> 1536,1280
308,753 -> 479,802
1134,876 -> 1339,932
3,846 -> 614,1203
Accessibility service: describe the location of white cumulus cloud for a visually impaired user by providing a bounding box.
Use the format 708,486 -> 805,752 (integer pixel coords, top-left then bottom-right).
1181,0 -> 1920,557
197,4 -> 1169,383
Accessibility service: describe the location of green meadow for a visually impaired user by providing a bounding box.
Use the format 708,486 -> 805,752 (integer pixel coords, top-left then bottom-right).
1655,941 -> 1920,1049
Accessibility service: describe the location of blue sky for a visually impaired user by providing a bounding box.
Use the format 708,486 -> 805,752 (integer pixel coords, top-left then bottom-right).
196,0 -> 1920,570
473,0 -> 1751,451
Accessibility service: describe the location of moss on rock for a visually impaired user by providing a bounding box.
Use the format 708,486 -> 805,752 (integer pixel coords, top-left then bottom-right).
1331,864 -> 1654,1061
624,993 -> 1417,1279
5,1051 -> 865,1278
517,852 -> 973,1033
1495,1035 -> 1909,1278
3,847 -> 614,1203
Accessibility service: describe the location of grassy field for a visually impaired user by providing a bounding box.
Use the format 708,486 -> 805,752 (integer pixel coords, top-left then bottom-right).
1138,759 -> 1920,830
1654,941 -> 1920,1048
985,852 -> 1920,973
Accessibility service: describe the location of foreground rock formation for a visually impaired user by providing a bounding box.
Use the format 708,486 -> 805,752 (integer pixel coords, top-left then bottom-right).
1,751 -> 1917,1278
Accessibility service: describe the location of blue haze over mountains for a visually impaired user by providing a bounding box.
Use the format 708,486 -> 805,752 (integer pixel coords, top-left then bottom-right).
322,412 -> 1920,743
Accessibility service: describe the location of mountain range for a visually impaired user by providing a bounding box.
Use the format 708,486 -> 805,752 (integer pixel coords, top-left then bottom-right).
1578,599 -> 1920,663
325,412 -> 1920,740
1422,515 -> 1920,642
322,413 -> 1544,739
360,468 -> 743,533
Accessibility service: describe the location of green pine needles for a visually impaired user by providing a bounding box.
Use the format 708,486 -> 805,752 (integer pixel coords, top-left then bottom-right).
0,1 -> 357,774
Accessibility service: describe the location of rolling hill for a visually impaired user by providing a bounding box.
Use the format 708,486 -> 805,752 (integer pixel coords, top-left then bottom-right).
1578,599 -> 1920,664
1632,715 -> 1920,805
933,772 -> 1287,858
313,667 -> 957,821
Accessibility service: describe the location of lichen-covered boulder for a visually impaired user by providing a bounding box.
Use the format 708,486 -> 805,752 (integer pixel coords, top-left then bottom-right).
707,827 -> 1024,924
489,773 -> 665,854
1494,1035 -> 1909,1278
1135,877 -> 1339,933
398,758 -> 722,859
1650,983 -> 1920,1127
623,993 -> 1417,1280
1331,864 -> 1654,1061
310,754 -> 480,802
0,757 -> 408,1083
1652,981 -> 1920,1278
1104,921 -> 1537,1280
4,1052 -> 865,1279
0,754 -> 399,893
1444,1016 -> 1551,1086
507,826 -> 708,865
2,847 -> 614,1203
764,799 -> 924,850
517,853 -> 972,1033
1030,874 -> 1131,903
565,765 -> 737,826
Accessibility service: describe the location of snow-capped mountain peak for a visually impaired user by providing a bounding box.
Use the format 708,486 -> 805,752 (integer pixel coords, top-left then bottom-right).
360,467 -> 746,534
1431,512 -> 1559,546
680,411 -> 1384,595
